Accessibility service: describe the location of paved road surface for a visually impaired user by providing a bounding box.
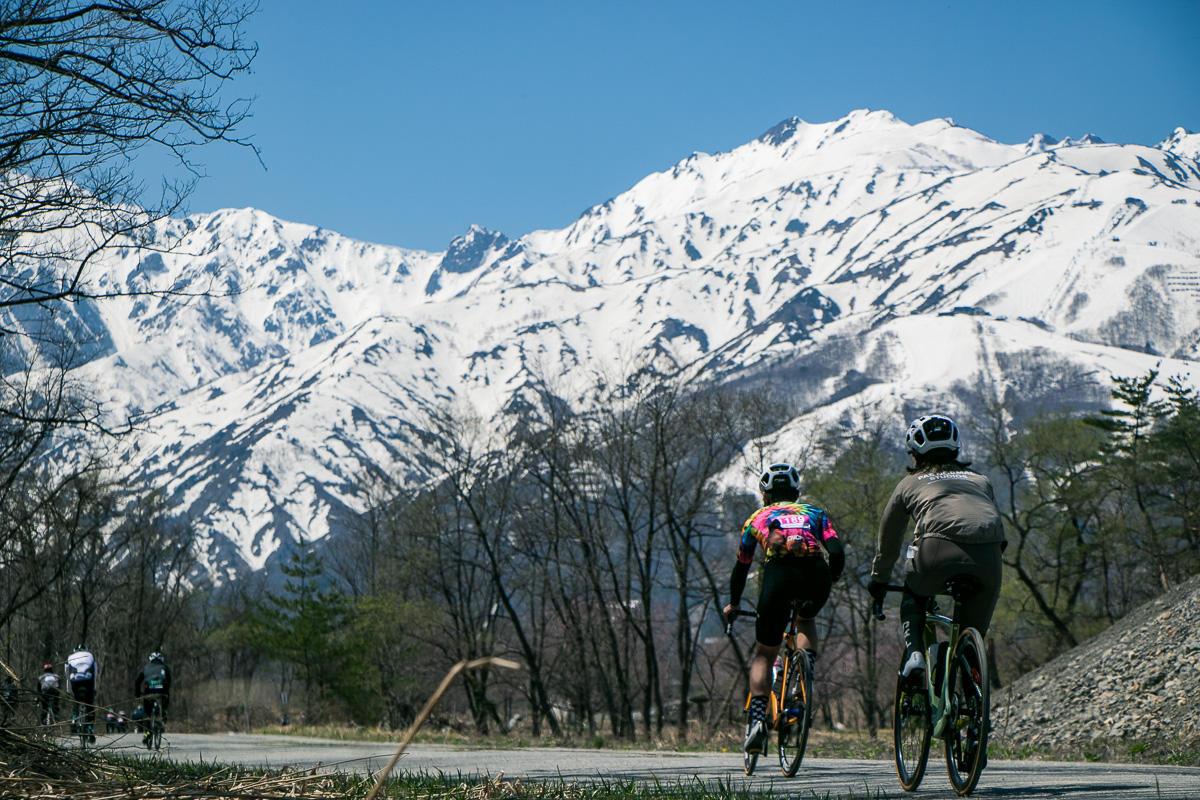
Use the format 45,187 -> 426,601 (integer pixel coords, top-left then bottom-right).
82,732 -> 1198,798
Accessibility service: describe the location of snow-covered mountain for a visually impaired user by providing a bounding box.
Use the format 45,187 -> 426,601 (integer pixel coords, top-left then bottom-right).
15,109 -> 1200,579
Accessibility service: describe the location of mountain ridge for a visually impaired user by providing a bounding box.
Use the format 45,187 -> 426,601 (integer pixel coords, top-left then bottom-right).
13,109 -> 1197,579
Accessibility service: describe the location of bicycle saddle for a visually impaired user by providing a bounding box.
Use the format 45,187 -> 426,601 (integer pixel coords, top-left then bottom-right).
941,575 -> 982,601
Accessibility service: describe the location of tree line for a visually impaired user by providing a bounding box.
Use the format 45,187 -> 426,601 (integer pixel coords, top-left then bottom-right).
4,363 -> 1196,739
7,363 -> 1171,740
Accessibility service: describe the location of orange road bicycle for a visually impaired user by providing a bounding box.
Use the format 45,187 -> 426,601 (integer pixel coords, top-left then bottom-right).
725,603 -> 814,777
874,580 -> 989,796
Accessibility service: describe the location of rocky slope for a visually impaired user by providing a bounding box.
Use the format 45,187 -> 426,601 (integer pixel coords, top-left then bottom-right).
991,575 -> 1200,753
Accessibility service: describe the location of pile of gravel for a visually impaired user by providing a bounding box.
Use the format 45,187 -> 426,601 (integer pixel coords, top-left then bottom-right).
991,574 -> 1200,754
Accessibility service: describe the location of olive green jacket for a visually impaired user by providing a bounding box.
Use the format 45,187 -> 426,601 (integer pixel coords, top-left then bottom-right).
871,467 -> 1005,583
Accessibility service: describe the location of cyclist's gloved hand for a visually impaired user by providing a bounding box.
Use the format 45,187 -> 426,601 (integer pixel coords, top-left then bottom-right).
867,580 -> 889,619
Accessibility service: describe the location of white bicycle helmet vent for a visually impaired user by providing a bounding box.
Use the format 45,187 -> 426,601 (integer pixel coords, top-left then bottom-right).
759,463 -> 801,493
906,415 -> 960,455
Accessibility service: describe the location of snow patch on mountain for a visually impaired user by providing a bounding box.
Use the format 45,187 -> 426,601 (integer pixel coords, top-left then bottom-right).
1161,127 -> 1200,161
19,109 -> 1199,579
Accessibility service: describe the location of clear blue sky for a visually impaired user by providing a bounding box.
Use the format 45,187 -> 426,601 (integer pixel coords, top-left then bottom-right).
161,0 -> 1200,253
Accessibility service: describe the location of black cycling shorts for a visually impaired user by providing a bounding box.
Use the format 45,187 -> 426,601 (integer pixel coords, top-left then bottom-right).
904,537 -> 1003,636
755,556 -> 832,647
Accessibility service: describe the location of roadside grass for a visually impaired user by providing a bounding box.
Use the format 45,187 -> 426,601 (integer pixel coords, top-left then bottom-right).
111,755 -> 901,800
363,770 -> 899,800
989,737 -> 1200,767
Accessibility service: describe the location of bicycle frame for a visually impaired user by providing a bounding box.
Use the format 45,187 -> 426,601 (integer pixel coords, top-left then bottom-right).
726,607 -> 802,728
919,601 -> 959,736
146,695 -> 166,750
769,616 -> 795,724
728,603 -> 813,777
878,581 -> 990,796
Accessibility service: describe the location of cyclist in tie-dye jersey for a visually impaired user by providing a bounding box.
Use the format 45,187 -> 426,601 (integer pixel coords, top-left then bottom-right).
723,463 -> 844,754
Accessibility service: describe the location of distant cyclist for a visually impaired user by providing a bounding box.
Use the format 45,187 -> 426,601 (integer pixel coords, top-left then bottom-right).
723,463 -> 845,754
867,415 -> 1006,684
1,675 -> 16,724
66,644 -> 98,742
37,664 -> 61,724
135,652 -> 171,745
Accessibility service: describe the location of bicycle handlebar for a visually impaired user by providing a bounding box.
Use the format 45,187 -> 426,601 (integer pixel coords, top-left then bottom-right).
723,609 -> 759,636
871,584 -> 906,622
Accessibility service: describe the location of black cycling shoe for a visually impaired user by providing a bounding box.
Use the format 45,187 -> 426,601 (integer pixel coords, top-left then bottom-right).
744,719 -> 768,754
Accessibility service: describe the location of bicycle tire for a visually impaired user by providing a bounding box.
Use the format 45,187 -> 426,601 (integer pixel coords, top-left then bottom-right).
943,627 -> 989,796
74,707 -> 89,748
151,700 -> 164,751
777,649 -> 812,776
893,653 -> 933,791
743,714 -> 758,775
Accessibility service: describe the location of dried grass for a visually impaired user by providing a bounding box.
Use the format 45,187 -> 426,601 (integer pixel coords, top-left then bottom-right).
0,728 -> 359,800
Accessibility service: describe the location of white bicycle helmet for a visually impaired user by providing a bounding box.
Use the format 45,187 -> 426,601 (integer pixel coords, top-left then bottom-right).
758,463 -> 801,493
905,414 -> 960,455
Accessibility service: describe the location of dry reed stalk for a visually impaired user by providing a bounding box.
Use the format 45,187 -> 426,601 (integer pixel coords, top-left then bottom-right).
364,657 -> 520,800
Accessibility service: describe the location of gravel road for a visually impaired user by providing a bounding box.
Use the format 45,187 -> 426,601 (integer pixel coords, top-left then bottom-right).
86,732 -> 1198,798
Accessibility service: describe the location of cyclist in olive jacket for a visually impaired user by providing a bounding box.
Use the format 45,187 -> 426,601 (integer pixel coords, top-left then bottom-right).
868,415 -> 1006,683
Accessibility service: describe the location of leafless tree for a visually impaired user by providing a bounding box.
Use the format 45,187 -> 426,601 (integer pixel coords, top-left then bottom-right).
0,0 -> 258,325
805,405 -> 906,737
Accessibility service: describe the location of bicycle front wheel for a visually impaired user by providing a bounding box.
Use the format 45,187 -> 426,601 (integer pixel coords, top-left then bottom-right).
893,655 -> 932,791
777,649 -> 812,776
944,627 -> 989,796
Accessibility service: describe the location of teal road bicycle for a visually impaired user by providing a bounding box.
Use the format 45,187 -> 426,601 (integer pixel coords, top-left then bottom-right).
874,580 -> 989,796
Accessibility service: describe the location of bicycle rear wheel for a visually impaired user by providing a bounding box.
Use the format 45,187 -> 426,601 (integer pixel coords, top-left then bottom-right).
893,655 -> 932,791
742,714 -> 758,775
151,700 -> 164,751
74,709 -> 89,748
777,649 -> 812,776
944,627 -> 989,796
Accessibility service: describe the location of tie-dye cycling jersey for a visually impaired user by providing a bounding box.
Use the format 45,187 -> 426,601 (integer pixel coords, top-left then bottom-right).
737,502 -> 838,563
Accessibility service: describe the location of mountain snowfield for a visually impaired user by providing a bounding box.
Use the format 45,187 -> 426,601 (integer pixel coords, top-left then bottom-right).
28,109 -> 1200,580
